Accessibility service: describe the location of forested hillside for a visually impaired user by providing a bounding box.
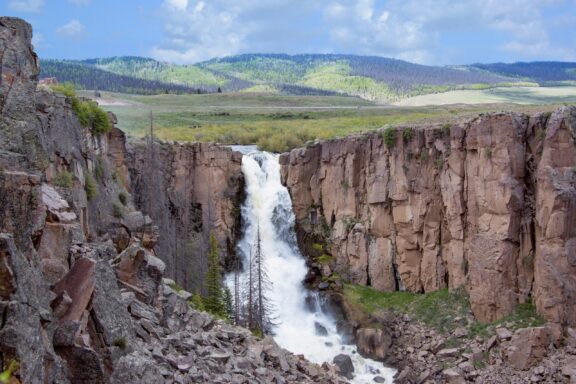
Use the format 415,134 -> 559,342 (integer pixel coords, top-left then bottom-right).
41,59 -> 200,94
470,61 -> 576,83
39,54 -> 576,101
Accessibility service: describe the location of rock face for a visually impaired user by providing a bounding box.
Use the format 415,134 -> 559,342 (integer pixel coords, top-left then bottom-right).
126,140 -> 243,292
281,109 -> 576,325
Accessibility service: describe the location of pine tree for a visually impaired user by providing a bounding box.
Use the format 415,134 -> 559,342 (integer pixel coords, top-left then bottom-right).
223,287 -> 233,322
242,225 -> 275,334
204,232 -> 225,316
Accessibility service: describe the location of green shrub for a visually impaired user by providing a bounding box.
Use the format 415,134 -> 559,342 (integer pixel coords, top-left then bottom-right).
435,157 -> 444,169
382,126 -> 396,147
403,128 -> 414,142
341,179 -> 349,192
316,254 -> 333,265
54,171 -> 73,188
112,337 -> 127,349
85,174 -> 98,200
169,282 -> 184,293
442,123 -> 452,134
51,83 -> 112,135
112,203 -> 124,218
94,157 -> 105,181
485,147 -> 492,159
118,191 -> 128,206
0,360 -> 19,384
537,129 -> 546,140
311,243 -> 324,253
189,293 -> 205,311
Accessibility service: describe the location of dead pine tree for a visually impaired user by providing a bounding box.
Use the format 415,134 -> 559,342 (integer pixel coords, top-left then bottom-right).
243,225 -> 275,335
233,255 -> 241,325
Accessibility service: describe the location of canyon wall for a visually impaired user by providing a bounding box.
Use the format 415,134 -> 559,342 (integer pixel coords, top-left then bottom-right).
280,109 -> 576,326
0,17 -> 252,383
126,140 -> 243,292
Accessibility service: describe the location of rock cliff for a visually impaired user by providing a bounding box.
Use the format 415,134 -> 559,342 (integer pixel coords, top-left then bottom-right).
280,108 -> 576,326
126,140 -> 243,292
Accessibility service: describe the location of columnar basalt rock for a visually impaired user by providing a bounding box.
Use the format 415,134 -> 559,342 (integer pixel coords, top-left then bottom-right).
126,140 -> 243,292
281,108 -> 576,326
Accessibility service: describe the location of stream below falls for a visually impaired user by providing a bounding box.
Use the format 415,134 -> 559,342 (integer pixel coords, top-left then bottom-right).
228,147 -> 397,384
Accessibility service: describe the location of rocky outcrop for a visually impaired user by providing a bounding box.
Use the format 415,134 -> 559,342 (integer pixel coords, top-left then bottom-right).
126,140 -> 243,292
281,108 -> 576,326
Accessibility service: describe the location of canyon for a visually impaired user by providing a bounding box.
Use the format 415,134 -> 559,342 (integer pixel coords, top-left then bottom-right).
280,109 -> 576,328
1,15 -> 576,384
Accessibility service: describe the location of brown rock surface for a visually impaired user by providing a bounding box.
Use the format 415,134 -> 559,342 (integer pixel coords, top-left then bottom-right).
504,327 -> 551,370
126,140 -> 243,292
281,108 -> 576,325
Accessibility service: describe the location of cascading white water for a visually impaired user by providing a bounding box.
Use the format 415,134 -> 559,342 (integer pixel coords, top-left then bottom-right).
229,147 -> 396,384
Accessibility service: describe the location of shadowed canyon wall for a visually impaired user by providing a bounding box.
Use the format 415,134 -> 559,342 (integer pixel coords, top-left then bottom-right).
280,109 -> 576,326
126,140 -> 243,291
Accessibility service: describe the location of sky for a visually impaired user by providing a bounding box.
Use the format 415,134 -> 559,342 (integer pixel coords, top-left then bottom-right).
1,0 -> 575,65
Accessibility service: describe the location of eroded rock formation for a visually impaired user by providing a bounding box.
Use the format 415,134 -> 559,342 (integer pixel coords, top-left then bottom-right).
126,140 -> 243,292
281,109 -> 576,326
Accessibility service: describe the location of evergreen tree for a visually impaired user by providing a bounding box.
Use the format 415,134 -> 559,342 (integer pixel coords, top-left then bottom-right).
223,287 -> 233,322
204,232 -> 225,316
242,225 -> 275,334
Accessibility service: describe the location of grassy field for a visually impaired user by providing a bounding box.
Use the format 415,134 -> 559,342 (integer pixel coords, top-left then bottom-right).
394,86 -> 576,106
344,284 -> 545,338
83,91 -> 569,153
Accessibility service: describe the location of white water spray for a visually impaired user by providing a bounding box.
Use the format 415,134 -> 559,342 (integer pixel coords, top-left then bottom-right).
229,147 -> 396,384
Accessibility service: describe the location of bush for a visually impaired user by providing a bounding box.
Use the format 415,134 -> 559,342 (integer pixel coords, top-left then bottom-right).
118,192 -> 128,206
316,254 -> 333,265
190,293 -> 205,311
112,203 -> 124,218
85,174 -> 98,200
112,337 -> 127,349
94,157 -> 105,181
382,126 -> 396,147
54,171 -> 73,188
51,83 -> 112,135
403,128 -> 414,142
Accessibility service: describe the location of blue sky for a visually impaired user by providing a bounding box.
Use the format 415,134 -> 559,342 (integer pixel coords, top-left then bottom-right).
2,0 -> 575,65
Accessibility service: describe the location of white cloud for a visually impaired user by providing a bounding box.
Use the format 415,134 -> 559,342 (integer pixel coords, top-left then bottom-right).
8,0 -> 44,12
165,0 -> 188,11
31,32 -> 45,48
153,0 -> 319,63
151,0 -> 575,64
67,0 -> 92,5
56,20 -> 86,39
322,0 -> 572,63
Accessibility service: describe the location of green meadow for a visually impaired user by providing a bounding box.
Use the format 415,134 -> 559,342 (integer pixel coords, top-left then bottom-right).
87,91 -> 569,153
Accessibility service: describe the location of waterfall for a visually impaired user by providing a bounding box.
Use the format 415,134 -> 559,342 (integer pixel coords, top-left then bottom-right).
229,147 -> 396,384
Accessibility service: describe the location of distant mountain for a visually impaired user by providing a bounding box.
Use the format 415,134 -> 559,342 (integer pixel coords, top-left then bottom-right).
41,59 -> 201,95
469,61 -> 576,83
39,54 -> 576,102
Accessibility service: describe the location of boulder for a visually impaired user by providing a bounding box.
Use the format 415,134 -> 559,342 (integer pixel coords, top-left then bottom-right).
52,257 -> 96,322
314,321 -> 329,336
332,354 -> 354,379
356,327 -> 392,360
112,243 -> 165,304
504,327 -> 550,370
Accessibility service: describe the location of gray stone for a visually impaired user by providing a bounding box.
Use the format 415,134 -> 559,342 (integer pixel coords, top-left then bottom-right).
91,260 -> 135,346
333,354 -> 354,379
314,321 -> 329,336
